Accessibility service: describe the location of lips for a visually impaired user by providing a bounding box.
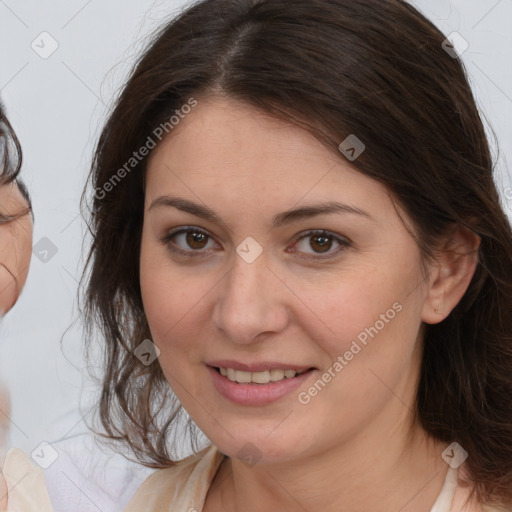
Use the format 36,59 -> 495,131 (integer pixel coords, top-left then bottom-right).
207,364 -> 316,406
216,367 -> 310,385
206,360 -> 313,373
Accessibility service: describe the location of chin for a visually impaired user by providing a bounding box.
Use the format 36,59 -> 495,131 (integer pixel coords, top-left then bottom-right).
205,428 -> 311,467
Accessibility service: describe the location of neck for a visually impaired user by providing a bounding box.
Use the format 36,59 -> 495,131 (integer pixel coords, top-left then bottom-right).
208,412 -> 450,512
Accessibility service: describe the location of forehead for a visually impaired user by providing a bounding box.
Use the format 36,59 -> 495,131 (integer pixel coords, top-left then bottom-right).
149,96 -> 337,171
144,96 -> 392,222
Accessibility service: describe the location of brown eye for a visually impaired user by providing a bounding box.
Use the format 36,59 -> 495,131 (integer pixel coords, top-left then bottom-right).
292,230 -> 350,258
309,234 -> 332,253
186,231 -> 209,249
162,227 -> 218,256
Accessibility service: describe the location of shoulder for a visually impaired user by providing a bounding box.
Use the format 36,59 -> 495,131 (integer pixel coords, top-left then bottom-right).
125,444 -> 225,512
450,464 -> 508,512
2,433 -> 155,512
43,433 -> 154,512
1,447 -> 54,511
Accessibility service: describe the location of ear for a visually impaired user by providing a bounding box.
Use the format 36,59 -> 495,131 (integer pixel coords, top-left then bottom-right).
0,182 -> 33,317
422,224 -> 480,324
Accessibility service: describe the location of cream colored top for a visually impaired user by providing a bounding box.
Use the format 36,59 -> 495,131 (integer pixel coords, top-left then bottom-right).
0,444 -> 502,511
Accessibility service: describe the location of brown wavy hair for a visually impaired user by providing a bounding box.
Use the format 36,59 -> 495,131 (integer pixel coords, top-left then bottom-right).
0,100 -> 31,219
80,0 -> 512,508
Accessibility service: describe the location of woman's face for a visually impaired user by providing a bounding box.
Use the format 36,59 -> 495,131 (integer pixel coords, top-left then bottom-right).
140,96 -> 433,464
0,181 -> 32,316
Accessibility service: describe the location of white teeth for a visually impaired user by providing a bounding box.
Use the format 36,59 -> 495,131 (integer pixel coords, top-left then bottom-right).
252,370 -> 270,384
235,370 -> 252,383
269,369 -> 285,381
218,367 -> 306,384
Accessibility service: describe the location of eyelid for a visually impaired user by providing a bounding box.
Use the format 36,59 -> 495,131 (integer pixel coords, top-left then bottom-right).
161,226 -> 351,259
160,226 -> 221,257
289,229 -> 351,259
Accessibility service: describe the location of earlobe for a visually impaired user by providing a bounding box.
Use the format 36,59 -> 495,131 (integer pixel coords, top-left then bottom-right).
422,225 -> 481,325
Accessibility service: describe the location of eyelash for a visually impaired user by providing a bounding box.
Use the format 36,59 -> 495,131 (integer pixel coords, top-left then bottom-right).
160,226 -> 351,260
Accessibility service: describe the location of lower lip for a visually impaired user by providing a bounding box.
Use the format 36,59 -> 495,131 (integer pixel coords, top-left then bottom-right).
207,366 -> 315,406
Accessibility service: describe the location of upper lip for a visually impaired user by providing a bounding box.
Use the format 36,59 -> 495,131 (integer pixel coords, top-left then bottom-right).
206,360 -> 314,373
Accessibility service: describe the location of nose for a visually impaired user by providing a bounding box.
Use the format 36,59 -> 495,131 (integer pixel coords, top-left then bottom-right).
212,248 -> 289,345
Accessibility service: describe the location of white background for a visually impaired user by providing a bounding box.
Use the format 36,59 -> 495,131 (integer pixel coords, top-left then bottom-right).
0,0 -> 510,456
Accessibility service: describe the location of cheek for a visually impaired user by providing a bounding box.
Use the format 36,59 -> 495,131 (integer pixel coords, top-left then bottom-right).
296,278 -> 380,339
291,256 -> 424,368
139,243 -> 213,360
141,271 -> 195,339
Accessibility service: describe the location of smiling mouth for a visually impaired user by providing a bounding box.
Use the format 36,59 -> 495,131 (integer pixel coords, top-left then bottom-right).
212,366 -> 314,385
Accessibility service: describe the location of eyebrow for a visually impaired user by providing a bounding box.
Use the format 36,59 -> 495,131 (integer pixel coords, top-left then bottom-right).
148,195 -> 373,229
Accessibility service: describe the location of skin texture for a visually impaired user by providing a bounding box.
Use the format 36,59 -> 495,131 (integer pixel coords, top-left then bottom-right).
139,95 -> 480,512
0,180 -> 33,509
0,182 -> 32,316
